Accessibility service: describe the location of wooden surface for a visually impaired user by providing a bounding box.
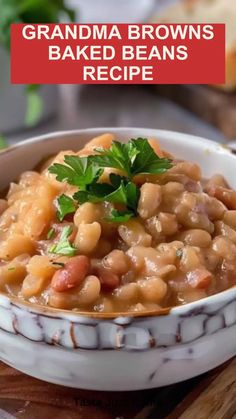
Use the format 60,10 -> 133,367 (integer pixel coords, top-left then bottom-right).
154,85 -> 236,139
0,358 -> 236,419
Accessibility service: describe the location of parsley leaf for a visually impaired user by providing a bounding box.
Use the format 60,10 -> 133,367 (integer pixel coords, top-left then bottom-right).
125,182 -> 140,213
47,228 -> 55,240
130,138 -> 172,175
93,138 -> 172,178
94,141 -> 132,177
106,209 -> 133,223
48,156 -> 103,189
49,226 -> 76,256
73,181 -> 127,205
56,194 -> 77,222
74,175 -> 140,216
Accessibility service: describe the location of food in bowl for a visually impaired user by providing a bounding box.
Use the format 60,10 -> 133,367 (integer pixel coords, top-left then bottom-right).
0,133 -> 236,314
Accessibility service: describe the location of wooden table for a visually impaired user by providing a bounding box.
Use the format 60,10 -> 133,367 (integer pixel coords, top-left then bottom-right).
0,358 -> 236,419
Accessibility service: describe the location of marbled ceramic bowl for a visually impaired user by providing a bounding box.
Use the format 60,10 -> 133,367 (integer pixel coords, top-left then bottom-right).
0,128 -> 236,391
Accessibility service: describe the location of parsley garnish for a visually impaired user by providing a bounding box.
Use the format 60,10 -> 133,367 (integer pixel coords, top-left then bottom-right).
93,138 -> 172,177
7,267 -> 15,271
49,226 -> 76,257
56,194 -> 77,222
48,156 -> 103,189
47,228 -> 55,240
106,209 -> 134,223
48,138 -> 172,222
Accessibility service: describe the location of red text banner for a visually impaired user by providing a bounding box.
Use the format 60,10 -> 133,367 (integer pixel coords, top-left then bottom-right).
11,23 -> 225,84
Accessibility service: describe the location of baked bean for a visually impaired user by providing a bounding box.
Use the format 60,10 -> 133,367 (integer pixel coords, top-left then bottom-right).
23,199 -> 54,239
147,213 -> 178,239
126,246 -> 155,272
118,220 -> 152,247
7,182 -> 21,199
155,264 -> 177,278
138,183 -> 162,219
0,205 -> 18,230
27,256 -> 56,280
127,245 -> 176,277
162,181 -> 185,197
203,248 -> 221,271
0,258 -> 27,288
156,241 -> 182,269
138,277 -> 167,303
22,274 -> 50,298
43,151 -> 75,189
0,235 -> 35,260
94,297 -> 114,312
175,203 -> 214,234
212,236 -> 236,260
157,241 -> 183,254
161,182 -> 184,213
19,171 -> 41,187
162,174 -> 198,188
148,138 -> 164,157
223,211 -> 236,230
51,255 -> 90,292
49,288 -> 80,309
205,196 -> 226,220
180,192 -> 197,209
102,250 -> 129,275
6,221 -> 24,237
177,229 -> 211,247
114,283 -> 139,302
179,246 -> 203,273
205,174 -> 229,189
8,181 -> 56,206
76,275 -> 101,305
158,213 -> 178,235
83,133 -> 114,152
74,203 -> 103,226
37,181 -> 58,201
170,161 -> 201,181
207,185 -> 236,210
214,221 -> 236,245
98,267 -> 120,290
74,222 -> 101,253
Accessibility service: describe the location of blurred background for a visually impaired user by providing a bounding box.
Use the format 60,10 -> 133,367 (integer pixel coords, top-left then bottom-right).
0,0 -> 235,148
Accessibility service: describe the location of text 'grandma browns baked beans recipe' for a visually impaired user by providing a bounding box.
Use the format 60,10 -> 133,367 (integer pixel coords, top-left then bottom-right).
1,134 -> 236,313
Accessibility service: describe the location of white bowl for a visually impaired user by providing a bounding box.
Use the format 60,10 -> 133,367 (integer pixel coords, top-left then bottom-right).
0,127 -> 236,391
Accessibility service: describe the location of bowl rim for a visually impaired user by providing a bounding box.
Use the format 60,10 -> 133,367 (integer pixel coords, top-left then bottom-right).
0,127 -> 232,158
1,127 -> 236,320
1,286 -> 236,320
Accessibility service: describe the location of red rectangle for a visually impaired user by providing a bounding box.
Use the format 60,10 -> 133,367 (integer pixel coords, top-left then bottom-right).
11,23 -> 225,84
